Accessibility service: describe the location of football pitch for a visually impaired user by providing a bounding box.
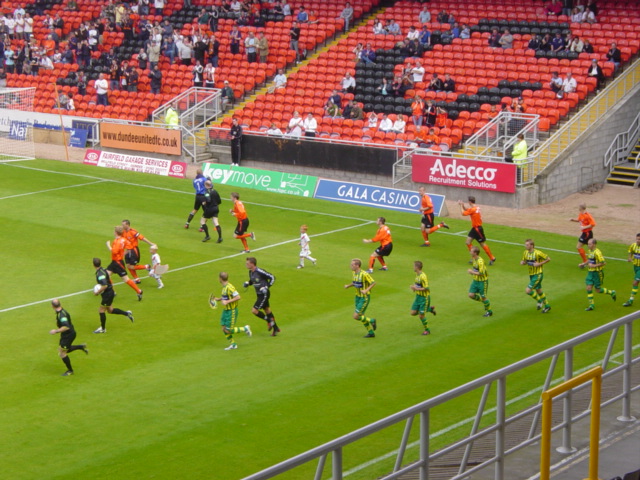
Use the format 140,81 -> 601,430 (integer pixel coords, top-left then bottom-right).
1,159 -> 637,480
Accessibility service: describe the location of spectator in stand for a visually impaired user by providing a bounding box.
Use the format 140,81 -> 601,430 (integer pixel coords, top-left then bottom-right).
424,100 -> 437,127
488,28 -> 501,48
581,8 -> 596,23
373,19 -> 385,35
289,21 -> 300,56
499,28 -> 513,49
325,97 -> 341,117
272,68 -> 287,90
360,43 -> 376,64
303,113 -> 317,138
180,37 -> 194,66
282,0 -> 292,16
257,31 -> 268,63
349,101 -> 364,120
550,32 -> 565,53
340,2 -> 354,32
149,64 -> 162,94
266,123 -> 283,135
568,35 -> 584,53
392,114 -> 406,134
296,6 -> 308,23
378,113 -> 392,132
341,71 -> 356,93
390,75 -> 405,97
245,31 -> 257,63
24,13 -> 33,40
583,39 -> 594,54
549,71 -> 563,96
398,39 -> 418,57
418,5 -> 431,24
450,23 -> 461,39
376,77 -> 390,96
546,0 -> 562,15
571,7 -> 582,22
221,80 -> 235,109
607,42 -> 621,71
109,60 -> 121,91
414,127 -> 439,148
229,25 -> 241,54
443,73 -> 455,92
427,73 -> 444,91
307,10 -> 319,24
386,19 -> 401,35
527,33 -> 541,50
287,111 -> 304,137
192,60 -> 204,87
193,35 -> 208,65
419,25 -> 431,48
146,39 -> 159,69
587,58 -> 604,89
126,64 -> 139,92
164,36 -> 178,64
328,89 -> 342,107
411,60 -> 425,83
411,95 -> 425,130
230,0 -> 242,17
460,24 -> 471,39
95,73 -> 109,105
204,62 -> 215,88
154,0 -> 164,16
367,111 -> 378,129
406,25 -> 420,42
437,10 -> 451,24
561,72 -> 577,98
352,42 -> 363,62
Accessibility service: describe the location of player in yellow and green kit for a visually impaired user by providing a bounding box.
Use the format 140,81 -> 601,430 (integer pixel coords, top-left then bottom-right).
344,258 -> 377,338
520,239 -> 551,313
213,272 -> 252,350
623,233 -> 640,307
410,260 -> 436,335
467,246 -> 492,317
579,238 -> 616,311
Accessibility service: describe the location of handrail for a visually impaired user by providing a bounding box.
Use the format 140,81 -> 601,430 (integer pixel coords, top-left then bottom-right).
604,111 -> 640,171
243,311 -> 640,480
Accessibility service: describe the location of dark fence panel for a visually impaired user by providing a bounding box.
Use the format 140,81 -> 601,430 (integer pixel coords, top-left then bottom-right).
242,135 -> 398,176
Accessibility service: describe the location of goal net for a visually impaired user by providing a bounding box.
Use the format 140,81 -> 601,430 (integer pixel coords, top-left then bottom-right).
0,87 -> 36,162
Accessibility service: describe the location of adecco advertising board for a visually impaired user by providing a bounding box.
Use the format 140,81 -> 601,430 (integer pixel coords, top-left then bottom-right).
83,149 -> 187,178
100,122 -> 182,156
412,154 -> 517,194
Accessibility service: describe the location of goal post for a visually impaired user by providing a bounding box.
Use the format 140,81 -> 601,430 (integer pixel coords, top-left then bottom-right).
0,87 -> 36,162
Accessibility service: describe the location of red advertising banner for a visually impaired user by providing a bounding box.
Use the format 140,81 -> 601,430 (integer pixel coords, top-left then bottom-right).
83,149 -> 187,178
412,154 -> 517,194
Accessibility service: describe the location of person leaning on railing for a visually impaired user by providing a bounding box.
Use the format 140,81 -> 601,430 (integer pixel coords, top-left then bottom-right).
511,133 -> 528,184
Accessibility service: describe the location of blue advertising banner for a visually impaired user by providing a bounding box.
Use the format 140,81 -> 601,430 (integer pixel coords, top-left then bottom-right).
314,179 -> 445,216
69,129 -> 89,148
8,121 -> 29,140
72,119 -> 98,140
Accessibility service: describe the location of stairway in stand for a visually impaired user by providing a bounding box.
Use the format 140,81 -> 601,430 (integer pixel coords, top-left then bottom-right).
607,139 -> 640,187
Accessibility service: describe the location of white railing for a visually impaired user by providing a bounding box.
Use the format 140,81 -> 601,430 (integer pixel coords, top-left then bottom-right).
604,111 -> 640,171
243,311 -> 639,480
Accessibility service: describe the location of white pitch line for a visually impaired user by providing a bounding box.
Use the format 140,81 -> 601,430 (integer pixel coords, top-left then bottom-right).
1,162 -> 629,261
0,180 -> 107,200
0,221 -> 374,314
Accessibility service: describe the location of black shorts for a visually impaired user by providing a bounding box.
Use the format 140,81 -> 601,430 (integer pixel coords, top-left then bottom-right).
375,243 -> 393,257
101,289 -> 115,307
203,207 -> 219,220
253,291 -> 270,310
60,331 -> 77,350
469,226 -> 487,243
125,247 -> 140,265
193,194 -> 206,211
578,230 -> 594,245
235,218 -> 249,236
107,260 -> 128,277
421,213 -> 435,228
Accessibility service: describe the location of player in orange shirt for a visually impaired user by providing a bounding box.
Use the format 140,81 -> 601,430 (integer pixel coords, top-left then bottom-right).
122,219 -> 156,283
419,186 -> 449,246
230,192 -> 255,253
458,196 -> 496,265
363,217 -> 393,273
106,225 -> 143,300
570,203 -> 596,262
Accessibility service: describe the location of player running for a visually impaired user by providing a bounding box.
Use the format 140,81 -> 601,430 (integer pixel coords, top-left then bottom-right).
418,186 -> 449,247
297,224 -> 317,269
146,245 -> 164,289
93,257 -> 135,333
623,233 -> 640,307
345,258 -> 377,338
410,260 -> 436,335
230,192 -> 255,253
579,238 -> 616,311
212,272 -> 251,350
459,196 -> 497,265
467,246 -> 493,317
185,168 -> 208,229
49,299 -> 88,376
122,219 -> 156,283
363,217 -> 393,273
520,239 -> 551,313
244,257 -> 280,335
106,225 -> 143,300
570,204 -> 596,263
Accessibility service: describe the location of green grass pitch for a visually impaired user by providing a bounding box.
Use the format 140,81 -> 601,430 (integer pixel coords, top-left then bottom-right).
0,159 -> 637,480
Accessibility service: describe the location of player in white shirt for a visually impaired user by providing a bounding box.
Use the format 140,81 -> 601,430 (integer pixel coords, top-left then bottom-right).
297,224 -> 316,268
147,245 -> 164,288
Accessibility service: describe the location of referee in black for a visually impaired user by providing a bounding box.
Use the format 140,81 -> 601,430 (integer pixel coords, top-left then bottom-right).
201,180 -> 223,243
230,117 -> 242,166
49,299 -> 87,376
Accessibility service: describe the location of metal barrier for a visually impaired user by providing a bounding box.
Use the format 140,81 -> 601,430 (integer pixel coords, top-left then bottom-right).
604,111 -> 640,171
464,111 -> 540,159
152,87 -> 223,129
243,311 -> 639,480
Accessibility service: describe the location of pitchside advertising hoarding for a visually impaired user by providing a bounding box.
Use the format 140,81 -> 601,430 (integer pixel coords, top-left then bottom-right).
202,163 -> 318,197
100,122 -> 182,156
314,179 -> 445,215
412,153 -> 517,194
83,149 -> 187,178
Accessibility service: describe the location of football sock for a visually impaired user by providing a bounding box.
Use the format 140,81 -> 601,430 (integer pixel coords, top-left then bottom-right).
368,257 -> 375,269
631,286 -> 638,299
482,243 -> 495,259
240,237 -> 249,250
126,279 -> 141,294
225,333 -> 234,343
600,288 -> 613,296
186,213 -> 194,224
466,243 -> 473,251
111,308 -> 127,316
133,265 -> 147,270
422,230 -> 429,241
99,312 -> 107,329
578,247 -> 587,262
538,293 -> 548,305
587,292 -> 594,305
527,291 -> 540,301
420,316 -> 428,329
128,268 -> 139,279
202,223 -> 209,236
360,316 -> 373,332
306,254 -> 316,263
378,257 -> 387,267
231,326 -> 246,334
62,356 -> 72,371
254,311 -> 267,323
483,299 -> 491,311
428,225 -> 441,234
215,225 -> 222,239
